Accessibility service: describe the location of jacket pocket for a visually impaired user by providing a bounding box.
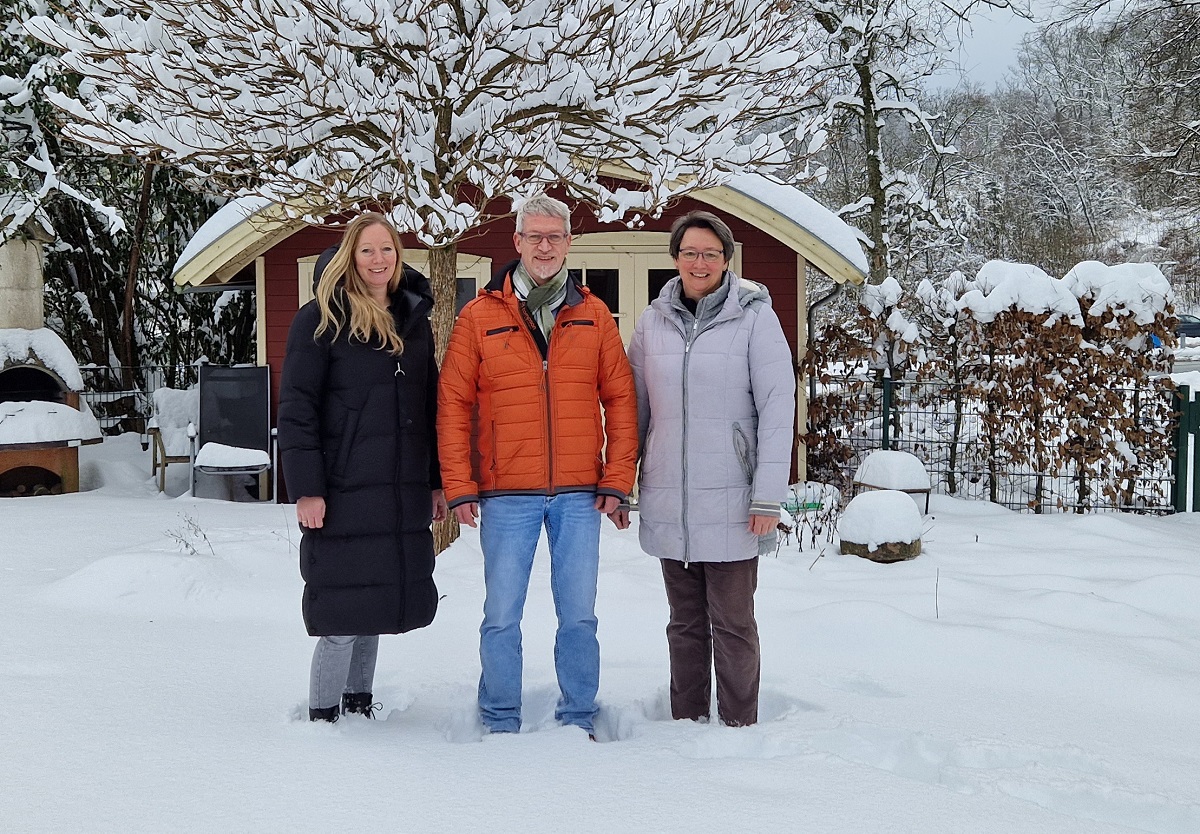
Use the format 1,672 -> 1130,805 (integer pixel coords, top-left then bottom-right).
332,407 -> 362,480
640,427 -> 659,486
488,418 -> 500,480
732,422 -> 755,486
557,318 -> 600,352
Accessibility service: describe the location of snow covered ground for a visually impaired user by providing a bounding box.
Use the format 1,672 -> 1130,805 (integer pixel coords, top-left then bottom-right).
3,434 -> 1199,833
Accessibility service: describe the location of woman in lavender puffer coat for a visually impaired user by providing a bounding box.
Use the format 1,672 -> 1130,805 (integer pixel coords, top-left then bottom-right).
613,211 -> 795,727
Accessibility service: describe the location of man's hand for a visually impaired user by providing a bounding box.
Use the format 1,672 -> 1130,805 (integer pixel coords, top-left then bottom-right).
748,513 -> 777,536
432,489 -> 448,523
296,495 -> 326,529
594,494 -> 620,514
454,501 -> 480,528
607,507 -> 631,530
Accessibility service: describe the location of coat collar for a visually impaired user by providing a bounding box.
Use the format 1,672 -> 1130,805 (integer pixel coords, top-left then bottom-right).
651,269 -> 765,326
390,264 -> 434,332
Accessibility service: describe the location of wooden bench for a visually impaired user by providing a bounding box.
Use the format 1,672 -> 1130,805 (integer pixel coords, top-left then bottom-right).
851,479 -> 931,514
852,449 -> 932,514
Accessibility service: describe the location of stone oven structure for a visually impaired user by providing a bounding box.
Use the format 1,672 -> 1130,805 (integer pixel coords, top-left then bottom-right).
0,218 -> 101,496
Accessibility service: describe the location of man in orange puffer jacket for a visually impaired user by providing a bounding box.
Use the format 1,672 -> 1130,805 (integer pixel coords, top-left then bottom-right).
438,193 -> 638,737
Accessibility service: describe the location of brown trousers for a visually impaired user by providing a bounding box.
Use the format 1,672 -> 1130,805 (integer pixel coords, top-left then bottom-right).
659,557 -> 760,727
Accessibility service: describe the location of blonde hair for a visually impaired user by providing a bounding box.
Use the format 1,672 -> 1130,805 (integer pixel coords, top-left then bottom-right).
314,213 -> 405,355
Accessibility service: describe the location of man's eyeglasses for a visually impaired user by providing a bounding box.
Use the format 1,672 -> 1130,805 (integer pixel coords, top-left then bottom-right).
519,232 -> 569,246
677,249 -> 724,263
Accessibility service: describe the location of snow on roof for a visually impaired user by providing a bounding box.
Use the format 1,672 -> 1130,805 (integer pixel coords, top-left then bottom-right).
725,172 -> 869,276
0,327 -> 85,390
172,175 -> 869,284
172,195 -> 272,278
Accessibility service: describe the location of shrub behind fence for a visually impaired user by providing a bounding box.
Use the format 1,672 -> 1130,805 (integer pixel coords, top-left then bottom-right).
806,375 -> 1177,514
79,365 -> 201,436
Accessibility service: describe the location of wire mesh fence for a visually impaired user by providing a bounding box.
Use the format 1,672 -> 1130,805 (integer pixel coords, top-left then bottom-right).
80,365 -> 1182,514
808,376 -> 1178,514
79,365 -> 201,435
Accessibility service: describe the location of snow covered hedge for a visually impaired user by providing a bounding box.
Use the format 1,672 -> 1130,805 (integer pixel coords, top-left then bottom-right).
802,259 -> 1178,513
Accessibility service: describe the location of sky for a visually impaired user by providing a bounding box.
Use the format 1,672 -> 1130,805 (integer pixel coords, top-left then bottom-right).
3,433 -> 1199,832
932,3 -> 1049,88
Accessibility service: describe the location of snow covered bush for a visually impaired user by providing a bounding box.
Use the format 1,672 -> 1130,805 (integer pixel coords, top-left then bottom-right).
806,259 -> 1179,513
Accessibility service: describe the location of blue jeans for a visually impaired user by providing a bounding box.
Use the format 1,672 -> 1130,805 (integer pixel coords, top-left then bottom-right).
478,492 -> 602,732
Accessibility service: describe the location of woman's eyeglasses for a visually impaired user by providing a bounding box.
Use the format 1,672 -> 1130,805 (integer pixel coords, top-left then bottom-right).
677,249 -> 724,263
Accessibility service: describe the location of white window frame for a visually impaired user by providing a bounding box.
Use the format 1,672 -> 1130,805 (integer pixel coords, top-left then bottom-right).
569,231 -> 742,344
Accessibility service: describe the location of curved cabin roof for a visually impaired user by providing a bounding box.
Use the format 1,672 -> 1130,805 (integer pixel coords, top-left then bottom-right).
171,174 -> 868,289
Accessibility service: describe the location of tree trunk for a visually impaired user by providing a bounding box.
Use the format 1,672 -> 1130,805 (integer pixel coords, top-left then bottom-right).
856,59 -> 888,286
426,243 -> 461,554
120,161 -> 155,388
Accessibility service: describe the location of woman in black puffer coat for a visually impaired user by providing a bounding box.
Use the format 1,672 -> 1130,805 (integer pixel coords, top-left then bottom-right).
277,212 -> 446,722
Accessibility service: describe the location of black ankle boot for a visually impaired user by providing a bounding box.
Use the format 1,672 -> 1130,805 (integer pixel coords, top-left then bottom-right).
309,705 -> 339,723
342,692 -> 380,718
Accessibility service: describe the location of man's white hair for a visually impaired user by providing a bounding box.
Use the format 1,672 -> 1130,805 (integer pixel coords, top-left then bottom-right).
515,193 -> 571,234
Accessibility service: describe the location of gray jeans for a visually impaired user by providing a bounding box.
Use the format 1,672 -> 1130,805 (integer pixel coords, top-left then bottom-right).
309,635 -> 379,710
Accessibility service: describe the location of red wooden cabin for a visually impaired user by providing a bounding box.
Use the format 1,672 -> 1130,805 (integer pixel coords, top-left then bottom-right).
173,174 -> 867,497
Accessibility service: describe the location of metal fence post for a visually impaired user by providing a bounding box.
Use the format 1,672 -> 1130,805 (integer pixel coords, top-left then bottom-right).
1173,385 -> 1191,513
1190,388 -> 1200,513
881,377 -> 892,450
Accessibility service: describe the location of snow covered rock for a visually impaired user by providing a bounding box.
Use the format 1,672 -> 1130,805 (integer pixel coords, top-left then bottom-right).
838,489 -> 923,563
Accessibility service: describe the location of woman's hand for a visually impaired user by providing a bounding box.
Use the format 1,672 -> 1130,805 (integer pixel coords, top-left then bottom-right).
748,513 -> 777,536
432,489 -> 448,523
296,495 -> 326,529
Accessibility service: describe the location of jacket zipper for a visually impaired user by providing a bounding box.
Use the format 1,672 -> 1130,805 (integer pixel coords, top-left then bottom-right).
392,308 -> 414,536
506,290 -> 556,494
543,358 -> 553,493
680,314 -> 701,567
545,319 -> 594,492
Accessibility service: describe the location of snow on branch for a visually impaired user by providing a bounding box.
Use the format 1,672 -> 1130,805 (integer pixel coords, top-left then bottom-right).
0,6 -> 124,243
28,0 -> 825,241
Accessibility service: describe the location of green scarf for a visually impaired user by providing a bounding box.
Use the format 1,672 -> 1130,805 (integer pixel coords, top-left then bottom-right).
512,261 -> 570,343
